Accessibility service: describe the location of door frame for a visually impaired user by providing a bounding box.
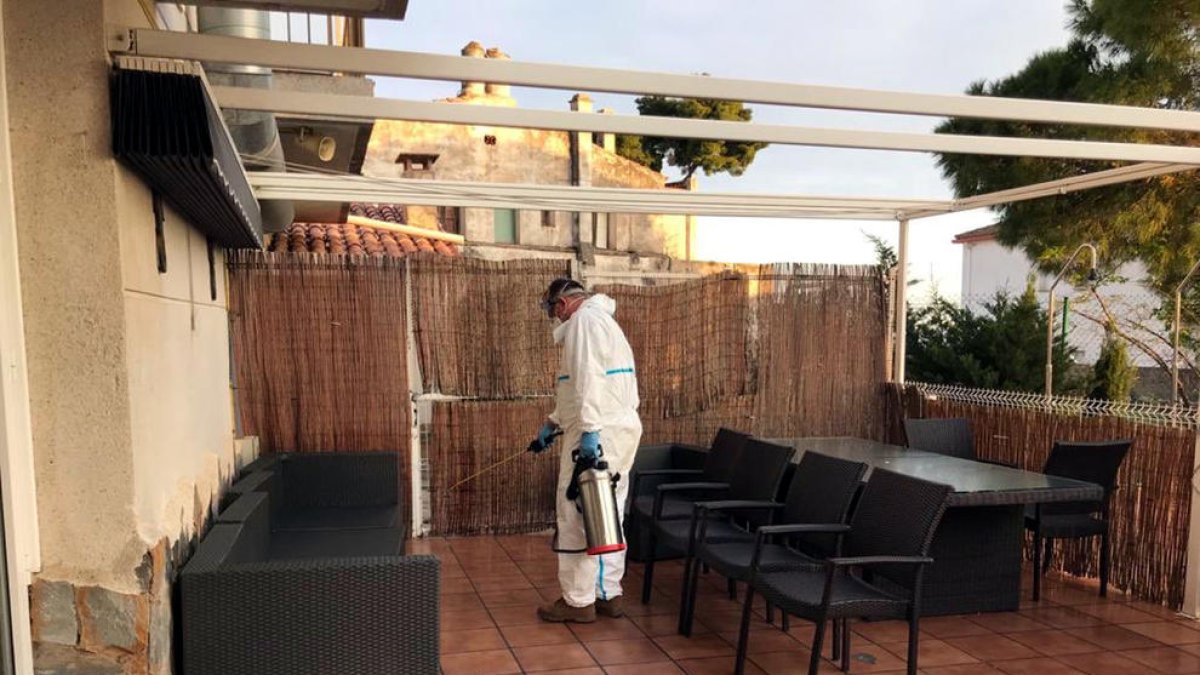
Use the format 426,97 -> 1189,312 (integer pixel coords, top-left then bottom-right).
0,0 -> 42,670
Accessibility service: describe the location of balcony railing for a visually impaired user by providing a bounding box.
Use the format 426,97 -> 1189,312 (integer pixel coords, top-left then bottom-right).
273,11 -> 364,48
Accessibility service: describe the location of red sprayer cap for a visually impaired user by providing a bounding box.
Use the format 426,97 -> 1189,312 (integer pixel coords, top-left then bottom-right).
587,543 -> 627,555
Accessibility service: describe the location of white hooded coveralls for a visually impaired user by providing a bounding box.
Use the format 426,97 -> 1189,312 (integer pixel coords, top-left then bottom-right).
549,293 -> 642,607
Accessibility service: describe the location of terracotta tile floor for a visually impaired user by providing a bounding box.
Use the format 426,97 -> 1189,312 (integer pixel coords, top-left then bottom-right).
414,534 -> 1200,674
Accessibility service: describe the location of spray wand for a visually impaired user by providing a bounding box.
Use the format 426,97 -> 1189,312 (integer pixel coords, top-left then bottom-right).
446,430 -> 562,491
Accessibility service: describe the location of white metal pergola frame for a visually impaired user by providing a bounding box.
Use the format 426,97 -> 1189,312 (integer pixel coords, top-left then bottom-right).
110,27 -> 1200,616
109,27 -> 1200,380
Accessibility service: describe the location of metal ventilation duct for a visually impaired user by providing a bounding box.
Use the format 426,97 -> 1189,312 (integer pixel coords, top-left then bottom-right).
197,7 -> 293,233
111,57 -> 264,249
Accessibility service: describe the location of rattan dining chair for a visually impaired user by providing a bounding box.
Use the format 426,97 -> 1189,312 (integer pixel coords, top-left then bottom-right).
1026,439 -> 1131,601
904,417 -> 1015,467
734,469 -> 953,675
682,451 -> 867,637
641,438 -> 795,606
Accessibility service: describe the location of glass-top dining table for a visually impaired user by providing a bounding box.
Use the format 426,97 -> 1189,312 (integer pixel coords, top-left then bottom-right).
766,437 -> 1104,615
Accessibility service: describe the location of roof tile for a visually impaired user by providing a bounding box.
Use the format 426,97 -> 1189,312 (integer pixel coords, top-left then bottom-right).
952,224 -> 999,244
267,222 -> 459,258
349,202 -> 409,225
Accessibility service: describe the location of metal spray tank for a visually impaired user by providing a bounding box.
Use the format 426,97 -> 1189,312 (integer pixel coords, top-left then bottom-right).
574,454 -> 626,555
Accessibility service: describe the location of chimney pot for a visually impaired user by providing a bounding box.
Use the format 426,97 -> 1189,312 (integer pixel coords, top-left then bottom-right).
597,108 -> 615,152
484,47 -> 512,98
459,41 -> 485,97
570,93 -> 593,113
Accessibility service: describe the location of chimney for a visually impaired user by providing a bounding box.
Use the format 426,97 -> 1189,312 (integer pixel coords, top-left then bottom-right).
597,108 -> 615,152
459,41 -> 486,98
569,93 -> 593,113
484,47 -> 512,99
569,94 -> 594,250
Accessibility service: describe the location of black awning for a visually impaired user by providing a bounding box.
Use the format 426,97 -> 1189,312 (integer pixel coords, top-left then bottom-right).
111,65 -> 263,249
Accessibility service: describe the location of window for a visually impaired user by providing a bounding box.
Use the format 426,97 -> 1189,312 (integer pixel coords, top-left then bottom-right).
541,211 -> 556,228
437,206 -> 461,234
494,209 -> 517,243
594,212 -> 608,249
394,153 -> 439,171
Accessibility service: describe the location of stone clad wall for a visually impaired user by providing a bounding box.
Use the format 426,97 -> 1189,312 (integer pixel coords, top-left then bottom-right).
27,436 -> 258,674
32,539 -> 172,674
590,148 -> 689,258
363,119 -> 576,246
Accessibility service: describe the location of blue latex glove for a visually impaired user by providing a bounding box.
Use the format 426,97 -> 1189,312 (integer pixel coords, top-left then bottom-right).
529,422 -> 560,454
579,431 -> 601,461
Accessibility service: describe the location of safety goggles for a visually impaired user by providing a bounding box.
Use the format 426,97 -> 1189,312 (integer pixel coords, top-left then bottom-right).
540,293 -> 561,319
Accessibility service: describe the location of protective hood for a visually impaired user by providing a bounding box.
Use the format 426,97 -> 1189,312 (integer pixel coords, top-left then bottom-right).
553,294 -> 617,344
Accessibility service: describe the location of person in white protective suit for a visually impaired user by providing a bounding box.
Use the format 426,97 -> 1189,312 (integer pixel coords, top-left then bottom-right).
529,278 -> 642,623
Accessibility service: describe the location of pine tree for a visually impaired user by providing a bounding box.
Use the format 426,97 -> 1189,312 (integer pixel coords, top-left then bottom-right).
1089,323 -> 1139,401
935,1 -> 1200,298
906,285 -> 1080,393
616,97 -> 766,180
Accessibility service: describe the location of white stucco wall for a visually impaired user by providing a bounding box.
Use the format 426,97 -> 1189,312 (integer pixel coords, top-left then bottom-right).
960,238 -> 1042,302
5,0 -> 239,597
115,170 -> 237,549
8,0 -> 144,591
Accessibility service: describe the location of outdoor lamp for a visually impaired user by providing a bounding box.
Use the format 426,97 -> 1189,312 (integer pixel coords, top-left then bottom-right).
296,126 -> 338,163
1045,243 -> 1100,399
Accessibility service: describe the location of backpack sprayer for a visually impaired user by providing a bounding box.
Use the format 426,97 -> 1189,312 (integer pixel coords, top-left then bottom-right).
564,447 -> 626,556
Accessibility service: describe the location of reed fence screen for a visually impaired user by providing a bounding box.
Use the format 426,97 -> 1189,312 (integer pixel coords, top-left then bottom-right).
228,250 -> 1200,608
229,254 -> 891,537
228,251 -> 413,525
410,257 -> 570,399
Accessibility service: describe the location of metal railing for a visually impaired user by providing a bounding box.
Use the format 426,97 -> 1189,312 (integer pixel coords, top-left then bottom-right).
909,381 -> 1200,429
277,12 -> 363,48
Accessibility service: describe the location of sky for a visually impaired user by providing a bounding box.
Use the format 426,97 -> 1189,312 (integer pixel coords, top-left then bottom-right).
360,1 -> 1075,301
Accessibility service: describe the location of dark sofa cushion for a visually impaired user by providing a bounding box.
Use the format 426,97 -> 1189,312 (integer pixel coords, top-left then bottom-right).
220,470 -> 275,511
217,492 -> 268,525
281,453 -> 399,510
206,493 -> 271,566
276,506 -> 400,532
237,454 -> 279,478
269,528 -> 406,560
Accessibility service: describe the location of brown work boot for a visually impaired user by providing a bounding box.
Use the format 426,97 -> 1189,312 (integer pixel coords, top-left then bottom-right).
596,596 -> 625,618
537,598 -> 596,623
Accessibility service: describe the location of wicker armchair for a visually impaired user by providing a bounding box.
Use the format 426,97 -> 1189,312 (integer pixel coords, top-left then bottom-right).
641,439 -> 794,608
626,428 -> 749,563
181,453 -> 435,675
735,469 -> 952,675
684,451 -> 867,636
904,417 -> 1015,467
1027,439 -> 1131,600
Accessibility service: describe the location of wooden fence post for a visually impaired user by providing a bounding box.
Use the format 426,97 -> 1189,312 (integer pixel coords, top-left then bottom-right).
884,267 -> 895,383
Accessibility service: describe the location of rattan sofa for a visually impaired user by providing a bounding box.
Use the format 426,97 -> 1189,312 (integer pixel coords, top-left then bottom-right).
180,453 -> 438,675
